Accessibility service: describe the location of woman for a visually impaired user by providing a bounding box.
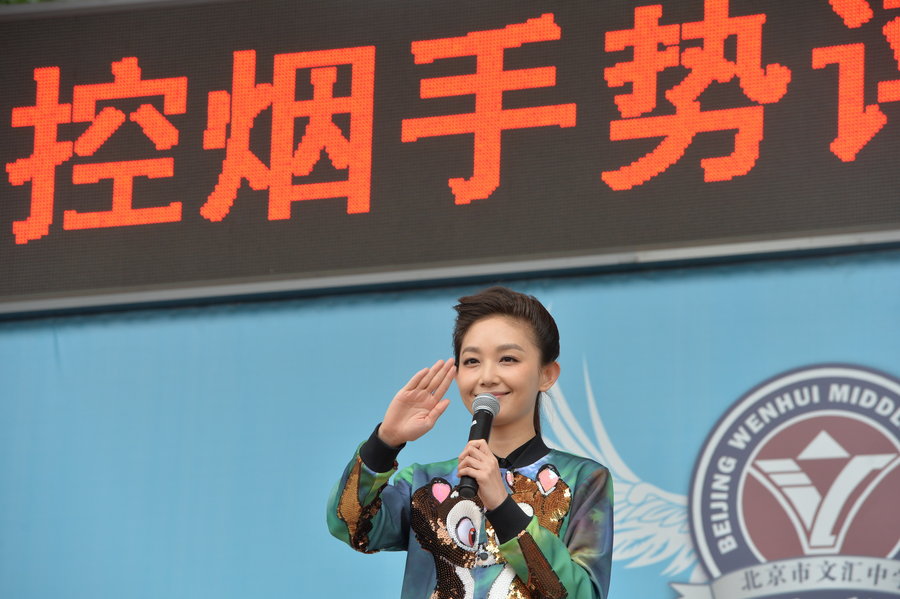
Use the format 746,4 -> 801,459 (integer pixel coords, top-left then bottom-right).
327,287 -> 612,598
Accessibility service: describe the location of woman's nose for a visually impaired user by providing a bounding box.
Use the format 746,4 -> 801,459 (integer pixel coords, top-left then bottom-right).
480,363 -> 499,385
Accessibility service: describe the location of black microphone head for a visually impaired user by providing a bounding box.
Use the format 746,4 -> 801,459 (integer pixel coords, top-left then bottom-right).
472,393 -> 500,416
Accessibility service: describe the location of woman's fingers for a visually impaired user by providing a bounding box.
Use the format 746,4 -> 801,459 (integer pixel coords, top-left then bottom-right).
430,360 -> 456,398
424,398 -> 451,428
413,360 -> 443,390
414,359 -> 452,393
457,440 -> 507,509
386,359 -> 457,445
403,366 -> 431,390
402,359 -> 453,394
458,440 -> 492,469
405,359 -> 456,398
464,439 -> 490,454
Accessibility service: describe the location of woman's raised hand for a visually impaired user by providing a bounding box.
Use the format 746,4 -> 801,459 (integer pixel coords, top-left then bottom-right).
378,359 -> 456,447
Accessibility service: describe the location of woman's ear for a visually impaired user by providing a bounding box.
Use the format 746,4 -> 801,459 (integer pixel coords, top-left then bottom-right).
539,361 -> 561,392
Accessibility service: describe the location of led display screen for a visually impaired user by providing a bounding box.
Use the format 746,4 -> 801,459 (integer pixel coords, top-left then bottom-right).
2,0 -> 900,313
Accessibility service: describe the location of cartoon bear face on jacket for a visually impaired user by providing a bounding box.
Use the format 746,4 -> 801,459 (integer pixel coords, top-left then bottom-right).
411,478 -> 496,599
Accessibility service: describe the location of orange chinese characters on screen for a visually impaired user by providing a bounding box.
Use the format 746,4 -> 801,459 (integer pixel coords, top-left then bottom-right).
812,0 -> 900,161
602,0 -> 791,191
401,13 -> 576,204
7,57 -> 187,244
6,2 -> 900,248
202,47 -> 375,222
6,48 -> 375,245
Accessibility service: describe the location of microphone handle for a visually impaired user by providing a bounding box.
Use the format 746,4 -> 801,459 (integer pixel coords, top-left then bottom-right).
458,409 -> 494,499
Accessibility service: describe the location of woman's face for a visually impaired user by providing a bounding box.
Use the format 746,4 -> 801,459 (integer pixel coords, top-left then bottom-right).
455,315 -> 558,434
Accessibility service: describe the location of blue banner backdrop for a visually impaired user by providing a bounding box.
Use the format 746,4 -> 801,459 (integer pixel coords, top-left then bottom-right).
1,248 -> 899,598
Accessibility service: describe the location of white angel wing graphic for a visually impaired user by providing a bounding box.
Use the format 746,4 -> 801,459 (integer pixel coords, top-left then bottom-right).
543,362 -> 702,579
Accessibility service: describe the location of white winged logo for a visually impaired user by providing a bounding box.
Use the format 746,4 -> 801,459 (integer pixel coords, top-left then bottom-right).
543,361 -> 704,583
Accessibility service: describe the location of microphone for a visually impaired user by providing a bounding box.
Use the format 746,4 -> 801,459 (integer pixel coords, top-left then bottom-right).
458,393 -> 500,499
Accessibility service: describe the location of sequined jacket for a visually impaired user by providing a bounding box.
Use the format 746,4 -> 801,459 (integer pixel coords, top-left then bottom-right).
326,429 -> 613,599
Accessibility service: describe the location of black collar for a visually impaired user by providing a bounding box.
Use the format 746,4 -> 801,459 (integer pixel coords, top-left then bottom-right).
496,436 -> 550,469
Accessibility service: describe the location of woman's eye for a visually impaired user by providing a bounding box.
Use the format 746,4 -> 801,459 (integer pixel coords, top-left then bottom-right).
500,356 -> 518,363
462,358 -> 479,366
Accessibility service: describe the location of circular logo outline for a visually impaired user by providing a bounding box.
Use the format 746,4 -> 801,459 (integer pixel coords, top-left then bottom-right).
689,363 -> 900,579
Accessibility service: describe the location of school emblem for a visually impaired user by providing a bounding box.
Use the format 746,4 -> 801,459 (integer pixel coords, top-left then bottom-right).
546,362 -> 900,597
682,364 -> 900,599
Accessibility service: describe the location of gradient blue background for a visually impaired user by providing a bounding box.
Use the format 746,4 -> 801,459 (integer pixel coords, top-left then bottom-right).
2,248 -> 899,598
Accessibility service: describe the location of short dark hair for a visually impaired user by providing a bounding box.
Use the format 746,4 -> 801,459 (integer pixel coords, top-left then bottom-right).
452,286 -> 559,365
452,286 -> 560,435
